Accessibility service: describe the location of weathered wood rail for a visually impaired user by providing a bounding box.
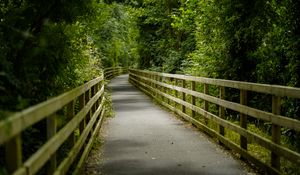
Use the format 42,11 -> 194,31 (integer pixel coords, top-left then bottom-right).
129,69 -> 300,175
0,67 -> 123,175
104,67 -> 127,80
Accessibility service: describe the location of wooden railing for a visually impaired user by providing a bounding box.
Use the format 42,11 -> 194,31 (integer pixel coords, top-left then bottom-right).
104,67 -> 127,80
129,69 -> 300,175
0,68 -> 123,175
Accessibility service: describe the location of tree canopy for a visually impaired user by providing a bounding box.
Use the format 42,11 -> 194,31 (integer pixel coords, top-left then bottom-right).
0,0 -> 139,113
1,0 -> 299,112
1,0 -> 300,174
124,0 -> 300,87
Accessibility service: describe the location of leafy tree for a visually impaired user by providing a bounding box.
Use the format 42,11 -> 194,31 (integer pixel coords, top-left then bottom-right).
0,1 -> 139,113
0,0 -> 96,112
1,1 -> 140,173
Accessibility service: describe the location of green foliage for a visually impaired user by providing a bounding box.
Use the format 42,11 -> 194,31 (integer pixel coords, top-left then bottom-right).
184,1 -> 300,155
116,1 -> 300,173
129,0 -> 191,72
254,1 -> 300,86
1,0 -> 300,174
91,3 -> 140,68
0,0 -> 98,111
122,0 -> 299,87
0,1 -> 139,112
0,1 -> 139,173
187,0 -> 300,86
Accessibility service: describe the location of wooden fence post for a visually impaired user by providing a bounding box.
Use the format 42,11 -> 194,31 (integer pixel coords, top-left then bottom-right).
148,74 -> 152,90
155,75 -> 159,99
204,84 -> 209,125
150,74 -> 153,96
219,87 -> 225,137
79,94 -> 86,135
164,77 -> 168,103
85,89 -> 91,123
160,76 -> 165,102
47,114 -> 57,175
144,73 -> 148,89
149,74 -> 156,97
5,135 -> 22,173
91,86 -> 96,115
191,81 -> 196,118
271,96 -> 281,170
240,90 -> 248,153
142,72 -> 145,86
182,79 -> 186,113
91,85 -> 96,131
95,83 -> 99,107
154,74 -> 157,98
67,100 -> 75,146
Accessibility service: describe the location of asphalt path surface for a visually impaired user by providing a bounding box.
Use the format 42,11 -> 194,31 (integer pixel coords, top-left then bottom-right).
92,74 -> 249,175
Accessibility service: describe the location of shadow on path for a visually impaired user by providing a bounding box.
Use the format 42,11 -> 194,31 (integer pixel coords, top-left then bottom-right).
85,74 -> 250,175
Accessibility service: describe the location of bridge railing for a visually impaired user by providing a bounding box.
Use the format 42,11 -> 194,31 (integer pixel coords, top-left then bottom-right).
104,67 -> 127,80
0,75 -> 107,175
129,68 -> 300,175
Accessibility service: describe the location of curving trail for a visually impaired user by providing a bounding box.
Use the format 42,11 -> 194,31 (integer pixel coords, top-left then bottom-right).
85,74 -> 251,175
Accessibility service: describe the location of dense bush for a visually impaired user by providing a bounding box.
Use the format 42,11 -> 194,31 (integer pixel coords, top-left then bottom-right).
0,1 -> 139,173
0,1 -> 139,114
1,0 -> 300,173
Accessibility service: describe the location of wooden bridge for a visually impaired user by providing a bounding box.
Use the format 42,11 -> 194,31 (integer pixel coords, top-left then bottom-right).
1,67 -> 300,175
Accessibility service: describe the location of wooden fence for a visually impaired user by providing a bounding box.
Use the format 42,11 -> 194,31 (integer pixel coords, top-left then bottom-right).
0,67 -> 122,175
104,67 -> 127,80
129,69 -> 300,175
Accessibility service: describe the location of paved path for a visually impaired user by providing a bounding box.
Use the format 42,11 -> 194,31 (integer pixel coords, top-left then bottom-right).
88,74 -> 249,175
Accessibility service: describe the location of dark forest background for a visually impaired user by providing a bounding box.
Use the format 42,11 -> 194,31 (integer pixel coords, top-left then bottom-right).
1,0 -> 299,112
1,0 -> 300,174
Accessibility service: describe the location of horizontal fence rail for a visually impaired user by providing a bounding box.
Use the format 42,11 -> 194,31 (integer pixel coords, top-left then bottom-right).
0,75 -> 104,175
129,69 -> 300,175
0,67 -> 124,175
104,67 -> 127,80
